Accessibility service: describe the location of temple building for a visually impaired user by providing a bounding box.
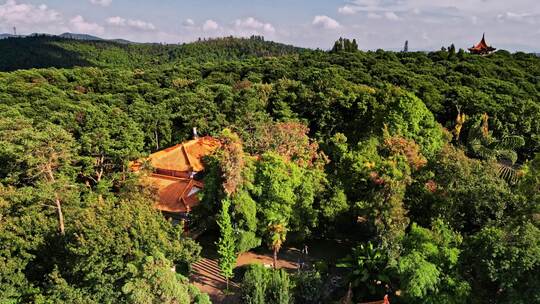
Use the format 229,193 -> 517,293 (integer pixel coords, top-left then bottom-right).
131,136 -> 220,224
468,34 -> 496,55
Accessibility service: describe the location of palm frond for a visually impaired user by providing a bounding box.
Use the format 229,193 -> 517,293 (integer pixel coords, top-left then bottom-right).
475,144 -> 496,161
497,164 -> 521,185
498,135 -> 525,150
494,149 -> 518,165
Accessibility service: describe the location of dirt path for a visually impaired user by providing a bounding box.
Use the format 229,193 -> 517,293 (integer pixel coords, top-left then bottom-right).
189,235 -> 352,303
236,249 -> 301,269
190,248 -> 302,303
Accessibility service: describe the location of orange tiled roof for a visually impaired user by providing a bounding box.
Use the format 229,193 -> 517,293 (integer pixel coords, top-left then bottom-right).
145,174 -> 204,213
133,136 -> 220,214
135,136 -> 220,173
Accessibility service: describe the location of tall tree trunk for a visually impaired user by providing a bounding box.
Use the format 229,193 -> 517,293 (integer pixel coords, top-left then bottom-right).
46,167 -> 65,236
155,128 -> 159,150
96,155 -> 104,182
55,193 -> 65,236
95,155 -> 105,203
273,247 -> 278,269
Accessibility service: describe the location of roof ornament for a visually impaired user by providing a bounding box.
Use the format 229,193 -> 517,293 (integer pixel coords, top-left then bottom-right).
193,127 -> 199,139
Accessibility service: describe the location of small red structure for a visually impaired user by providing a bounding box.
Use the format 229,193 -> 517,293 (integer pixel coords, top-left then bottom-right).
360,295 -> 390,304
469,33 -> 496,55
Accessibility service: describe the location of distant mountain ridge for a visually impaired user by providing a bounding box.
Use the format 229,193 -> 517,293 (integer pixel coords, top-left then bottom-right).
0,35 -> 305,71
58,33 -> 104,41
0,32 -> 133,44
0,33 -> 16,39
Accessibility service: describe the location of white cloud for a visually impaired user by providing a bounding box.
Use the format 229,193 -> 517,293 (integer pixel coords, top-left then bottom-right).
338,0 -> 383,14
202,19 -> 219,31
233,17 -> 275,34
89,0 -> 112,7
178,17 -> 276,39
312,15 -> 341,29
126,19 -> 155,31
338,0 -> 540,17
0,0 -> 61,25
384,11 -> 400,20
367,12 -> 382,19
183,18 -> 195,27
505,12 -> 530,20
497,12 -> 540,24
338,5 -> 357,15
70,15 -> 104,35
106,16 -> 123,26
106,16 -> 156,31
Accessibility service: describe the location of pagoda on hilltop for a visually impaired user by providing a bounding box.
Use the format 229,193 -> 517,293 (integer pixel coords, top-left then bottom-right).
469,33 -> 496,55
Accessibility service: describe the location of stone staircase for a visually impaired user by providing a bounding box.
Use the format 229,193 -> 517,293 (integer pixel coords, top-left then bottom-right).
191,258 -> 227,289
190,257 -> 240,303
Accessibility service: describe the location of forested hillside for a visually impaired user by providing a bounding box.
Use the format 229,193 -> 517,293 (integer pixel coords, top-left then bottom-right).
0,36 -> 539,303
0,35 -> 304,71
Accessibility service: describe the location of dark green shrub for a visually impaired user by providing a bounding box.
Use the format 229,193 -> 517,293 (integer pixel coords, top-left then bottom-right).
241,264 -> 293,304
293,271 -> 324,304
267,269 -> 292,304
241,264 -> 269,304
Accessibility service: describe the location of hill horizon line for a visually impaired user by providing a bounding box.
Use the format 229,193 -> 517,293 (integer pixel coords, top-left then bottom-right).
2,31 -> 538,54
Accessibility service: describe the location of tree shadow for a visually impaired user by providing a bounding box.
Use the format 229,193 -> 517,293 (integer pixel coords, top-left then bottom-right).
0,36 -> 97,71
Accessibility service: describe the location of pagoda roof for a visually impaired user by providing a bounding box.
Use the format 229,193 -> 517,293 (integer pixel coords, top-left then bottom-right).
144,174 -> 204,213
132,136 -> 220,173
473,34 -> 489,49
468,33 -> 496,54
131,136 -> 220,215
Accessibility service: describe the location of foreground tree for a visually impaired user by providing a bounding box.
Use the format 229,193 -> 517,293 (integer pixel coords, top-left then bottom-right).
241,264 -> 269,304
202,127 -> 327,254
122,254 -> 191,304
463,222 -> 540,303
337,242 -> 391,299
328,134 -> 413,257
240,264 -> 292,304
52,196 -> 201,302
268,222 -> 287,269
0,114 -> 78,236
398,220 -> 470,303
406,145 -> 520,233
216,198 -> 237,290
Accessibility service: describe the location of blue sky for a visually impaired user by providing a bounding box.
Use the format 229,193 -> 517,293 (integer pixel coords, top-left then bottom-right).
1,0 -> 539,51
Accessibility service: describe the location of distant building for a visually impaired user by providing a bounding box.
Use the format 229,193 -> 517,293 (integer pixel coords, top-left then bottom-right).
469,34 -> 496,55
131,136 -> 220,223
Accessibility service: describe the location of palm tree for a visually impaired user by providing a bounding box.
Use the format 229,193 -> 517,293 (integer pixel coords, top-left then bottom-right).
467,113 -> 525,184
337,242 -> 390,296
268,223 -> 287,269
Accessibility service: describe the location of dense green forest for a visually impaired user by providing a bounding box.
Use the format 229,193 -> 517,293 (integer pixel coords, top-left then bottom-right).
0,35 -> 539,303
0,35 -> 304,71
